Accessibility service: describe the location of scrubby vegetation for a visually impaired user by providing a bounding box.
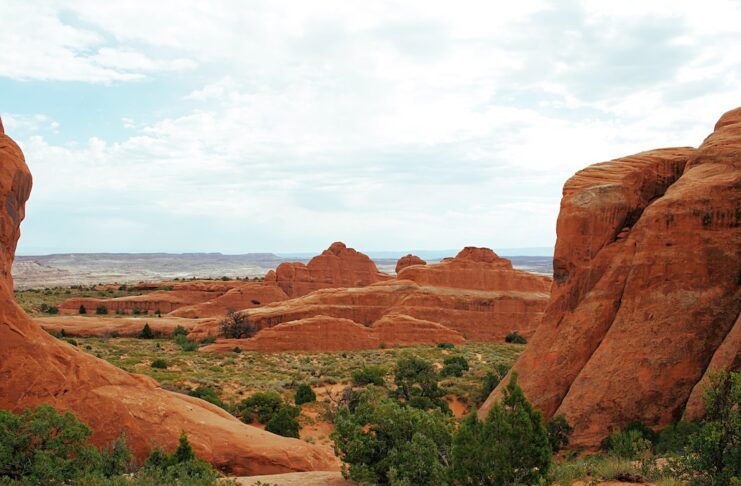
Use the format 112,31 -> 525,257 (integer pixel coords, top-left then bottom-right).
219,310 -> 255,339
504,331 -> 527,344
294,383 -> 317,405
0,405 -> 228,485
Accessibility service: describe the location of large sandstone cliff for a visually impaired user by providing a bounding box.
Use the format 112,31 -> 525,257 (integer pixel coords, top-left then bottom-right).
481,108 -> 741,448
0,120 -> 337,475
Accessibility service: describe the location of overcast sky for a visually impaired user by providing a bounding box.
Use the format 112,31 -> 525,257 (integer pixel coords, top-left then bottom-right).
1,0 -> 740,255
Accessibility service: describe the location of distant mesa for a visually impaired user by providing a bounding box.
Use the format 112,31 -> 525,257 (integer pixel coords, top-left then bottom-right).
480,107 -> 741,449
395,254 -> 426,273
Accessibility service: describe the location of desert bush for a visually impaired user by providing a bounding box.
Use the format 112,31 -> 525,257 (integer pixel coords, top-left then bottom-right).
219,310 -> 255,339
440,355 -> 469,377
678,371 -> 740,485
294,384 -> 316,405
140,432 -> 218,484
478,363 -> 511,404
188,386 -> 225,409
239,392 -> 283,424
655,420 -> 701,455
151,358 -> 168,369
394,355 -> 444,409
96,305 -> 109,315
437,342 -> 455,349
265,406 -> 300,438
173,325 -> 188,337
79,304 -> 87,314
0,405 -> 131,484
504,331 -> 527,344
138,323 -> 155,339
451,373 -> 551,486
332,386 -> 453,485
351,365 -> 386,386
547,414 -> 574,452
603,429 -> 652,459
175,334 -> 198,352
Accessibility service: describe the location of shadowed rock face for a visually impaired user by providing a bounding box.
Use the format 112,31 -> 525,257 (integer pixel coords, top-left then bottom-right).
266,242 -> 391,297
0,120 -> 337,476
481,108 -> 741,449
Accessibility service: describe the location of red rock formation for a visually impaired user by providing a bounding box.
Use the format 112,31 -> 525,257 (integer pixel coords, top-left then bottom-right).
58,290 -> 219,315
481,108 -> 741,449
395,254 -> 426,273
34,315 -> 214,338
371,313 -> 464,346
190,277 -> 548,344
169,282 -> 288,318
201,312 -> 465,353
202,316 -> 380,352
0,120 -> 337,475
270,242 -> 391,297
398,247 -> 551,292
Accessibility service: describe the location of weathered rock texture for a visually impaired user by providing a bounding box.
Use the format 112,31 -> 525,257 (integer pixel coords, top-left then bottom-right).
481,108 -> 741,449
34,315 -> 214,338
395,254 -> 426,273
0,120 -> 337,475
169,282 -> 289,318
265,242 -> 391,297
201,312 -> 464,353
191,249 -> 550,348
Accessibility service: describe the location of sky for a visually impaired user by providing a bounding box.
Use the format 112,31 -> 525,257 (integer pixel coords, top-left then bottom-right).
1,1 -> 740,255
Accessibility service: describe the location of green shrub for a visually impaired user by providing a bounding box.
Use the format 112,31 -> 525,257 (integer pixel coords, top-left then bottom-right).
65,338 -> 78,346
0,405 -> 131,484
451,373 -> 551,485
233,346 -> 242,354
504,331 -> 527,344
173,325 -> 188,337
547,414 -> 574,452
138,323 -> 155,339
394,355 -> 443,406
140,432 -> 218,483
332,386 -> 453,485
96,305 -> 109,315
478,363 -> 511,404
440,355 -> 469,377
188,386 -> 225,409
175,334 -> 198,352
239,392 -> 283,424
79,304 -> 87,314
436,342 -> 455,349
265,406 -> 300,438
603,428 -> 652,459
151,358 -> 168,369
656,421 -> 701,455
351,365 -> 386,386
132,307 -> 143,315
294,384 -> 316,405
680,371 -> 740,485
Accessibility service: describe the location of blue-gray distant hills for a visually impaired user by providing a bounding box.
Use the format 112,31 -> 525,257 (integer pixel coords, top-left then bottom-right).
12,249 -> 553,289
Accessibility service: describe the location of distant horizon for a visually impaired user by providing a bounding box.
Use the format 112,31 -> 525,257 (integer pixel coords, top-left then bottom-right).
15,245 -> 554,259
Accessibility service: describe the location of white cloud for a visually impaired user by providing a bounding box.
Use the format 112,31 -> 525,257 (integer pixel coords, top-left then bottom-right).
2,0 -> 740,253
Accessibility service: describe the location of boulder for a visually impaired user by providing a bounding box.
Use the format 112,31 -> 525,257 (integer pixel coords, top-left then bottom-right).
395,254 -> 426,273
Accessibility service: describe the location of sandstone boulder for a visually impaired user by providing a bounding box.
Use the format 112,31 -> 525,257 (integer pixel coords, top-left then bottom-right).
481,108 -> 741,449
0,120 -> 337,475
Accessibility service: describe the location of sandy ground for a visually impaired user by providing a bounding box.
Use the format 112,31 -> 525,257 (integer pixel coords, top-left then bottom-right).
231,471 -> 352,485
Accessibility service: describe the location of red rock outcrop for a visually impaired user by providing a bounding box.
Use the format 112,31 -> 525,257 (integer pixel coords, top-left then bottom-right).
398,247 -> 551,292
200,312 -> 465,353
0,119 -> 337,475
190,275 -> 548,344
267,242 -> 391,297
58,290 -> 219,315
169,282 -> 289,318
34,315 -> 214,338
395,254 -> 426,273
481,108 -> 741,449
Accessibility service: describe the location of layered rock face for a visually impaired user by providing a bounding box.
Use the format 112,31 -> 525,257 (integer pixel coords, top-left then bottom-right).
34,315 -> 215,338
192,250 -> 550,347
481,108 -> 741,448
265,242 -> 391,297
169,282 -> 289,318
395,254 -> 426,273
0,120 -> 337,475
201,312 -> 464,352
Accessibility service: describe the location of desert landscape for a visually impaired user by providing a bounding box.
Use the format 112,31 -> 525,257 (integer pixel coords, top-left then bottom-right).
1,2 -> 740,486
